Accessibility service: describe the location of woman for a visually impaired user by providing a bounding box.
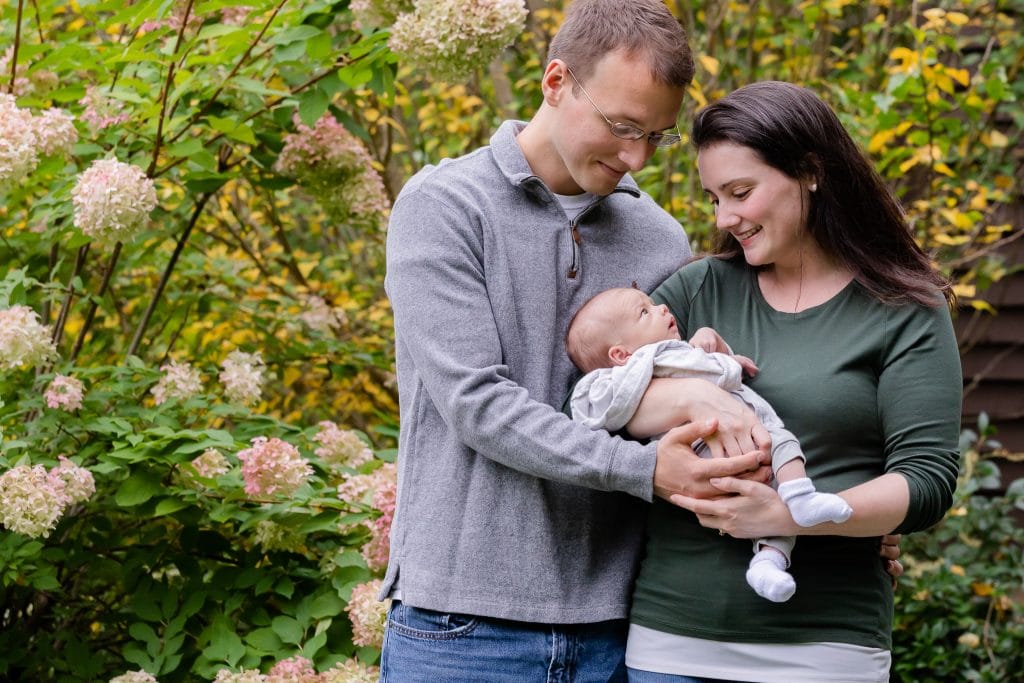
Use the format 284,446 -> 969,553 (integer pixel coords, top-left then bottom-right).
625,82 -> 962,682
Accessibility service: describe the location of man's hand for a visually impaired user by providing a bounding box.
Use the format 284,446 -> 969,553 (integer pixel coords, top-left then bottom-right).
667,475 -> 793,538
628,379 -> 773,459
654,420 -> 771,501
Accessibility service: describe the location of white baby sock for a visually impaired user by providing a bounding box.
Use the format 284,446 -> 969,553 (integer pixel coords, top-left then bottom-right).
746,548 -> 796,603
778,477 -> 853,527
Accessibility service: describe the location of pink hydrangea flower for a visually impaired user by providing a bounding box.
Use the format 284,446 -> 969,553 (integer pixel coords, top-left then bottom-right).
236,437 -> 312,497
0,93 -> 39,188
191,448 -> 230,479
299,295 -> 347,334
313,421 -> 373,468
220,5 -> 253,25
48,456 -> 95,506
389,0 -> 528,82
109,672 -> 159,683
273,113 -> 389,226
33,108 -> 78,157
151,359 -> 203,405
320,659 -> 380,683
0,305 -> 58,371
212,670 -> 264,683
361,473 -> 397,571
345,579 -> 388,648
78,86 -> 130,133
336,463 -> 396,504
266,655 -> 316,682
349,0 -> 411,29
0,47 -> 57,97
0,464 -> 69,538
44,374 -> 86,412
71,158 -> 158,245
219,350 -> 265,405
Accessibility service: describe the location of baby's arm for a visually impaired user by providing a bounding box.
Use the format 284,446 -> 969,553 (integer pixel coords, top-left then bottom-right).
689,327 -> 758,376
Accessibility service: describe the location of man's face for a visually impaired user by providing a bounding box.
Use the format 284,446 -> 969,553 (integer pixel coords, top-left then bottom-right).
548,51 -> 685,196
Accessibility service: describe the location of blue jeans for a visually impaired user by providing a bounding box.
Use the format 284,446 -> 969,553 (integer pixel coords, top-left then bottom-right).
380,601 -> 628,682
627,670 -> 744,683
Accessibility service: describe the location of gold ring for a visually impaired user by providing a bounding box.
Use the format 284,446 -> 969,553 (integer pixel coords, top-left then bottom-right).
718,529 -> 725,536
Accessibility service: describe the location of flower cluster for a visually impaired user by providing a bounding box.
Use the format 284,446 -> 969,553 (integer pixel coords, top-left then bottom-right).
389,0 -> 528,82
191,448 -> 231,479
346,579 -> 388,648
71,158 -> 158,245
44,374 -> 86,412
213,658 -> 378,683
362,471 -> 397,571
219,350 -> 265,405
0,94 -> 40,188
300,295 -> 347,335
78,86 -> 130,133
252,520 -> 306,554
274,113 -> 389,227
267,656 -> 317,682
236,437 -> 312,497
313,422 -> 374,469
0,305 -> 58,371
49,456 -> 96,506
336,462 -> 396,504
0,458 -> 94,538
151,359 -> 203,405
33,108 -> 78,157
109,671 -> 158,683
0,47 -> 57,97
0,94 -> 77,189
349,0 -> 412,29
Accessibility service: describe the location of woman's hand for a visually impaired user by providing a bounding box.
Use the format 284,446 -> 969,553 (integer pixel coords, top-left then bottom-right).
668,476 -> 797,538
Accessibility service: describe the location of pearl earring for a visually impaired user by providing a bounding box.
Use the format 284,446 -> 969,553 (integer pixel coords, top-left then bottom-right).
809,183 -> 818,192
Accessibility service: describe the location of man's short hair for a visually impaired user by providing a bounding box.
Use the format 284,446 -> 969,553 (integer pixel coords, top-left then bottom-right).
548,0 -> 694,88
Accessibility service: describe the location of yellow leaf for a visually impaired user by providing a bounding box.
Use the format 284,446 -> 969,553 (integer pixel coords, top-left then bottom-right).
952,284 -> 976,298
687,83 -> 707,109
868,129 -> 897,153
970,300 -> 997,314
948,68 -> 970,87
898,156 -> 918,173
889,47 -> 918,70
950,564 -> 965,576
985,130 -> 1009,148
698,55 -> 720,76
923,8 -> 945,21
933,162 -> 956,177
947,11 -> 969,26
933,233 -> 970,246
971,582 -> 995,597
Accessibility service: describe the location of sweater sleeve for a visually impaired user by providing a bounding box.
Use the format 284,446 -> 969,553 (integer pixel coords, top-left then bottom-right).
385,188 -> 659,499
880,301 -> 963,534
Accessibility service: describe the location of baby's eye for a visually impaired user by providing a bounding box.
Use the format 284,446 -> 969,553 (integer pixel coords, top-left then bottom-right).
733,189 -> 750,199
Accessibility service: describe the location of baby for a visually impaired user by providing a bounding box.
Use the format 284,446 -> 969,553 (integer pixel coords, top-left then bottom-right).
567,287 -> 852,602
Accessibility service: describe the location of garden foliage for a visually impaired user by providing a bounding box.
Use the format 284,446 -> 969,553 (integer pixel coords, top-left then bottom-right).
0,1 -> 1021,681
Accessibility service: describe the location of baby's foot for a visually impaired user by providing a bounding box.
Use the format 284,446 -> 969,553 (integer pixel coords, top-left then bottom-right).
746,549 -> 796,603
779,477 -> 853,527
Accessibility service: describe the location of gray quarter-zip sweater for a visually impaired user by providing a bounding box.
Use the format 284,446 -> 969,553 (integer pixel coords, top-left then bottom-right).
383,120 -> 692,623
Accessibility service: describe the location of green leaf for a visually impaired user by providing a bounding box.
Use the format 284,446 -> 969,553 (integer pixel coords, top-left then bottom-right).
271,615 -> 304,645
115,470 -> 164,507
298,88 -> 329,126
244,627 -> 283,652
270,25 -> 323,46
309,592 -> 345,620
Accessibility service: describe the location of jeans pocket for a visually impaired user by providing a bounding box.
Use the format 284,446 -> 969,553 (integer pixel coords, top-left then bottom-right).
386,602 -> 480,640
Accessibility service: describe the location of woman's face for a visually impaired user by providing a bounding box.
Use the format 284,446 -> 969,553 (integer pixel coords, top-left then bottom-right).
697,142 -> 814,270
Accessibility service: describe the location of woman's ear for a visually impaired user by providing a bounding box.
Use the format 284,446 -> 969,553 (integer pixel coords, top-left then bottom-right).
608,345 -> 632,366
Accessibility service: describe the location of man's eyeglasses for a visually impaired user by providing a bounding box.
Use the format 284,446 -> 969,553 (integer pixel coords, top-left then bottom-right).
565,66 -> 682,148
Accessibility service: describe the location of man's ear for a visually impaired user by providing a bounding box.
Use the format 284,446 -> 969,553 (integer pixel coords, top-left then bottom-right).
608,345 -> 632,366
541,60 -> 569,106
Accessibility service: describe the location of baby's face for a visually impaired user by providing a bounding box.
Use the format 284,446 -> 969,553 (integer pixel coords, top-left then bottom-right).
608,289 -> 681,351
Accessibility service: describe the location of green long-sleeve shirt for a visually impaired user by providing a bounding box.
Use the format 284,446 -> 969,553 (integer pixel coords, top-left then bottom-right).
634,257 -> 961,649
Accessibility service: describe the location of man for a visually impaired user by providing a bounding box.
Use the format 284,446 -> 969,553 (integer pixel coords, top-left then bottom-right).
382,1 -> 773,679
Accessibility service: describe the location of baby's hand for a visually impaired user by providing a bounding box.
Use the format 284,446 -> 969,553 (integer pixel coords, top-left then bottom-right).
690,327 -> 759,377
689,327 -> 725,354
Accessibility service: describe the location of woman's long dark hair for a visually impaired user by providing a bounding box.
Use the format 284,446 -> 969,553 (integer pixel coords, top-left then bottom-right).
691,81 -> 952,307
